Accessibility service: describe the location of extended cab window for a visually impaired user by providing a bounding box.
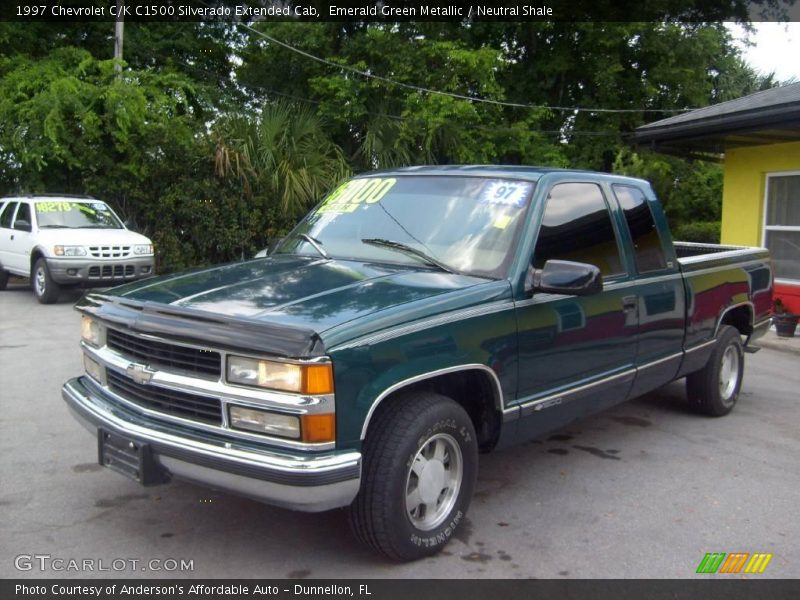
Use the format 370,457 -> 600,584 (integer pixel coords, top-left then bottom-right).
0,202 -> 17,229
613,185 -> 668,273
533,182 -> 624,278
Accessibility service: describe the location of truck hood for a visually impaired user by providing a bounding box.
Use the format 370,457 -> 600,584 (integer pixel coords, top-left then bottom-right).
105,255 -> 496,334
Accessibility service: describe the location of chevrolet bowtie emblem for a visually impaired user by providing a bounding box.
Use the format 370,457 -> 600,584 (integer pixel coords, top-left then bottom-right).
127,363 -> 154,385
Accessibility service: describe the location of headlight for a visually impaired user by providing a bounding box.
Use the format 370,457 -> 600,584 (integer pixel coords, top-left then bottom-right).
229,406 -> 301,439
81,316 -> 105,347
228,406 -> 335,443
83,354 -> 106,385
54,245 -> 86,257
226,356 -> 333,394
133,244 -> 153,255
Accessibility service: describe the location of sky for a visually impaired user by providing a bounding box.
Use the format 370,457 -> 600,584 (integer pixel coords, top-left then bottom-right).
729,22 -> 800,82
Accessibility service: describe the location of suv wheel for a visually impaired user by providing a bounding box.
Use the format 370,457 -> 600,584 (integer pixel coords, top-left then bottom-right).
32,258 -> 60,304
349,391 -> 477,561
0,269 -> 8,291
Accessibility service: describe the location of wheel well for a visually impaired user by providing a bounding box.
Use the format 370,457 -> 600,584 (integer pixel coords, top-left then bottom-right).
369,369 -> 503,452
719,304 -> 753,337
30,248 -> 45,274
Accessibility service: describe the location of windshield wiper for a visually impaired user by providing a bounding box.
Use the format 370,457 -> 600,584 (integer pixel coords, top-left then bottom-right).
298,233 -> 329,259
39,225 -> 73,229
361,238 -> 455,273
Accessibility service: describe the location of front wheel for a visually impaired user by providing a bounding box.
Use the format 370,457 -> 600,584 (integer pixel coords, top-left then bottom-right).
32,258 -> 60,304
686,325 -> 744,416
0,269 -> 8,291
349,391 -> 477,561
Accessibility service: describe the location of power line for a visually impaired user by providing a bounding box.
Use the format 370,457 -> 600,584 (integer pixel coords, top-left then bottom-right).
169,55 -> 623,137
235,21 -> 695,115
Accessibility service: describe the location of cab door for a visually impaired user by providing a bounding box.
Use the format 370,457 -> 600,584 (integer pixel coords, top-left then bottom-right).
610,183 -> 685,397
513,181 -> 637,439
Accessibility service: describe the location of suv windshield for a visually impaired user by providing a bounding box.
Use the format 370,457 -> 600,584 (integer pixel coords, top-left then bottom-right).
35,200 -> 123,229
276,175 -> 535,278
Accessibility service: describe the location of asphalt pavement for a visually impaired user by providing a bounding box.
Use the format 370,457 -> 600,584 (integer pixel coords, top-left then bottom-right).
1,279 -> 798,579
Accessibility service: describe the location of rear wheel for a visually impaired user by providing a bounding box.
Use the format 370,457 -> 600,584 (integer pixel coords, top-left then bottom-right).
32,258 -> 60,304
0,269 -> 8,290
686,325 -> 744,416
349,391 -> 477,561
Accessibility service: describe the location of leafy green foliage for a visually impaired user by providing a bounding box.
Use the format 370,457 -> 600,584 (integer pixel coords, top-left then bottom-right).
0,16 -> 777,272
613,148 -> 723,231
673,221 -> 722,243
213,102 -> 350,217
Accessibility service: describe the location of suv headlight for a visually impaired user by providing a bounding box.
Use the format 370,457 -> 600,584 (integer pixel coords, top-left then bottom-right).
54,245 -> 86,257
133,244 -> 153,255
226,356 -> 334,395
81,316 -> 105,348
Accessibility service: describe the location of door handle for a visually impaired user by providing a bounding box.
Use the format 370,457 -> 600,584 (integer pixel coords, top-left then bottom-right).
622,295 -> 637,313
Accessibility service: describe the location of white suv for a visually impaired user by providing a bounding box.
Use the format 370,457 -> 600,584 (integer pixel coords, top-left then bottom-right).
0,195 -> 155,303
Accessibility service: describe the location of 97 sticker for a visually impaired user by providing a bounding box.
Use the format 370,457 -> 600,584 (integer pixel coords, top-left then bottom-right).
318,178 -> 397,214
480,180 -> 532,208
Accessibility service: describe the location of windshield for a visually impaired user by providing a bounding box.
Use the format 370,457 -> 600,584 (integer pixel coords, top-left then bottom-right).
276,175 -> 535,279
35,200 -> 123,229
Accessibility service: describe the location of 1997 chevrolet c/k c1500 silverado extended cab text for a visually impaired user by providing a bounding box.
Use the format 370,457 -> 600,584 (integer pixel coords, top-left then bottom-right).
62,166 -> 772,560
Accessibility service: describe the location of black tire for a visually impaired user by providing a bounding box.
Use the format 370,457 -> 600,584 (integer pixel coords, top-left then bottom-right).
686,325 -> 744,417
32,258 -> 60,304
0,269 -> 8,291
349,391 -> 478,561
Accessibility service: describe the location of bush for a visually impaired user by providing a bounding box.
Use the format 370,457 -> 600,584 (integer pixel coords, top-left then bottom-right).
673,221 -> 721,244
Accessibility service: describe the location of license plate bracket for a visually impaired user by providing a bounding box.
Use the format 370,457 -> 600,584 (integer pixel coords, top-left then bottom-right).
97,429 -> 169,486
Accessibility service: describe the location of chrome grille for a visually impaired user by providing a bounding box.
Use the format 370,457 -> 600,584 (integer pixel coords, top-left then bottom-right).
106,328 -> 222,378
88,245 -> 131,258
107,369 -> 222,425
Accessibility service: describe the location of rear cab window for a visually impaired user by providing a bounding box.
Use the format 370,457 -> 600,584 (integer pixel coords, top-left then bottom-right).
612,184 -> 669,274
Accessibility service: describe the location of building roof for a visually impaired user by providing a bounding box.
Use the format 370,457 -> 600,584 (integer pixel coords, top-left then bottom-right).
630,81 -> 800,156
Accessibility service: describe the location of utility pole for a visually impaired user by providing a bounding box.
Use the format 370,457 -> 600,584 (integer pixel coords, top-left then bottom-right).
114,0 -> 124,73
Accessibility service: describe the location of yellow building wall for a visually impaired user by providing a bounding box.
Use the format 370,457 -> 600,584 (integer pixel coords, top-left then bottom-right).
721,141 -> 800,246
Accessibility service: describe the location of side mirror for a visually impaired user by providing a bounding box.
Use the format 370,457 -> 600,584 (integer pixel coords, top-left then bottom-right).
525,259 -> 603,296
13,219 -> 32,232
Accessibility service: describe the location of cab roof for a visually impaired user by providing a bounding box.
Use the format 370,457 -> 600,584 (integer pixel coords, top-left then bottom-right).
358,165 -> 648,186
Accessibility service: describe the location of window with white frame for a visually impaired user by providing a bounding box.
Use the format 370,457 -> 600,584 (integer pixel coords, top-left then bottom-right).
763,172 -> 800,283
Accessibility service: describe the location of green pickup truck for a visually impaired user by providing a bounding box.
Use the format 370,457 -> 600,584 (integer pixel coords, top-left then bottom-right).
63,166 -> 772,560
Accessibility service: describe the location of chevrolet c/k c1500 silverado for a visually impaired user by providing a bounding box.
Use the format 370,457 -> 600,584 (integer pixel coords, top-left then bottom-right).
62,166 -> 773,560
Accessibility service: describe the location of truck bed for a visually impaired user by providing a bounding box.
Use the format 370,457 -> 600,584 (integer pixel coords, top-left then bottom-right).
675,241 -> 772,347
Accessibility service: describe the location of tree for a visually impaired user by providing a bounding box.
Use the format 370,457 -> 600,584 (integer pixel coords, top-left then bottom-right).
213,101 -> 350,217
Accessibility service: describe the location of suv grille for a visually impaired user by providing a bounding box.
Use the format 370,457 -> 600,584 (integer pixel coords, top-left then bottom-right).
88,265 -> 136,279
107,370 -> 222,425
106,329 -> 222,378
89,245 -> 131,258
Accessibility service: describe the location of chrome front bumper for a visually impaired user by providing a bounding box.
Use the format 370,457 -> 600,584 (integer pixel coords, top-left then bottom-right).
62,377 -> 361,512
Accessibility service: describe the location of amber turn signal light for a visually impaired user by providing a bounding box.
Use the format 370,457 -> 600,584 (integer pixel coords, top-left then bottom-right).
301,413 -> 336,443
